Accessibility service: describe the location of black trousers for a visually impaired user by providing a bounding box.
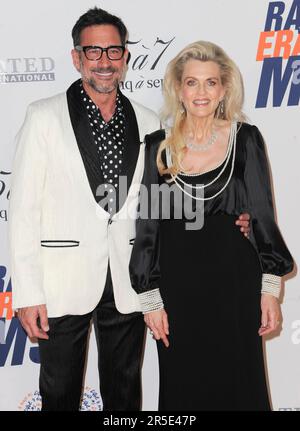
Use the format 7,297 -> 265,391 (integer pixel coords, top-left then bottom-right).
38,266 -> 146,411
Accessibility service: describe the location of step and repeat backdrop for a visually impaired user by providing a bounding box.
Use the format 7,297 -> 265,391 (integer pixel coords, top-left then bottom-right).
0,0 -> 299,411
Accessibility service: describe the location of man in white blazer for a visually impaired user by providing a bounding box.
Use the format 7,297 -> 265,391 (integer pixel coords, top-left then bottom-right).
9,7 -> 162,411
9,7 -> 250,411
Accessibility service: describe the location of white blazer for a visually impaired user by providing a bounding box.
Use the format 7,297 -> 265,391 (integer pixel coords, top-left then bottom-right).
9,88 -> 160,317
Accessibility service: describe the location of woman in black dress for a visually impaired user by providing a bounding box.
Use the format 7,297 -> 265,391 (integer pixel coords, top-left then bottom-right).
130,41 -> 294,411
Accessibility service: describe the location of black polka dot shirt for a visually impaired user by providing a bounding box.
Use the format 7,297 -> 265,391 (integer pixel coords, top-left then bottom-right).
80,83 -> 125,214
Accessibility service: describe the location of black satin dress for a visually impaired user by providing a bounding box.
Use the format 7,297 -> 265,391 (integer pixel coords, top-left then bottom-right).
130,123 -> 294,411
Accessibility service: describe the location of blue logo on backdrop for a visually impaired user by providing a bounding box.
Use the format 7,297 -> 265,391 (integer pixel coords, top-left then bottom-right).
256,0 -> 300,108
0,265 -> 40,367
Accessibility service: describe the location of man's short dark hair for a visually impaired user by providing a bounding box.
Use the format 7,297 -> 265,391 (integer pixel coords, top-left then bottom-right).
72,7 -> 128,47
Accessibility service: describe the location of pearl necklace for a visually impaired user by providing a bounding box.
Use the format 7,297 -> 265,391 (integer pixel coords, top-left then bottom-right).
168,122 -> 237,201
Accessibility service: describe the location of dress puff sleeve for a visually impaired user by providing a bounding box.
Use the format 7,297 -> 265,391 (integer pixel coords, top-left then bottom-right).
244,125 -> 294,296
129,130 -> 165,313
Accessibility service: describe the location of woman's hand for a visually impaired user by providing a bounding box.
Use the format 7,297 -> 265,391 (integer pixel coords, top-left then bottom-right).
144,309 -> 169,347
258,294 -> 281,336
235,213 -> 250,238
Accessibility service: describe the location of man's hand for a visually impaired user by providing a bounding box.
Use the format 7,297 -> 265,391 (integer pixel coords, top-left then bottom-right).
144,309 -> 169,347
236,213 -> 250,237
18,305 -> 49,340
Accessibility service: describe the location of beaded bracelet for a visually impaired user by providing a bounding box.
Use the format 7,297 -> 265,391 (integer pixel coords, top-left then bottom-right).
261,274 -> 281,298
138,288 -> 164,314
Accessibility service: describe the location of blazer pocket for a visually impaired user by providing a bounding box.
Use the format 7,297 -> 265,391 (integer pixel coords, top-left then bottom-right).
41,240 -> 80,248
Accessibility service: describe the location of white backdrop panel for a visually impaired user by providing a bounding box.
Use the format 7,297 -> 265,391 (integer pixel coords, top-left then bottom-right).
0,0 -> 299,411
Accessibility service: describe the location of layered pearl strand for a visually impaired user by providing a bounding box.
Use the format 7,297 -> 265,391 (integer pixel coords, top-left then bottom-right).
167,121 -> 237,201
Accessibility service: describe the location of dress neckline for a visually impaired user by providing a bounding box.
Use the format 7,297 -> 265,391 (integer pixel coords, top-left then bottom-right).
178,156 -> 227,178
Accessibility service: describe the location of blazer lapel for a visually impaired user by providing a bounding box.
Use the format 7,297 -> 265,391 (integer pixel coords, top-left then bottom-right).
67,79 -> 105,199
119,91 -> 141,193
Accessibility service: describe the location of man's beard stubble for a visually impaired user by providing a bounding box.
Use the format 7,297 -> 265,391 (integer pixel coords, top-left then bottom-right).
81,62 -> 122,94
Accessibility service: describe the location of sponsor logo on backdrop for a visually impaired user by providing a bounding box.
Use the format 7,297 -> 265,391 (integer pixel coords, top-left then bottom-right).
120,36 -> 175,93
0,265 -> 39,367
18,387 -> 102,411
291,319 -> 300,344
0,57 -> 55,84
0,170 -> 10,222
256,0 -> 300,107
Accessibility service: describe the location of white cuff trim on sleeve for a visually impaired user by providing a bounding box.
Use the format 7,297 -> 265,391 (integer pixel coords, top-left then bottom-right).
261,273 -> 281,298
138,288 -> 164,314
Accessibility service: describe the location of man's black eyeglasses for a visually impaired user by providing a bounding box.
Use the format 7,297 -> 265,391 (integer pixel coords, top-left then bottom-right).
75,45 -> 126,61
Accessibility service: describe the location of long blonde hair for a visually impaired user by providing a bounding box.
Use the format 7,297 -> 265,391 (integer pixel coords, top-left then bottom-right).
157,41 -> 246,175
